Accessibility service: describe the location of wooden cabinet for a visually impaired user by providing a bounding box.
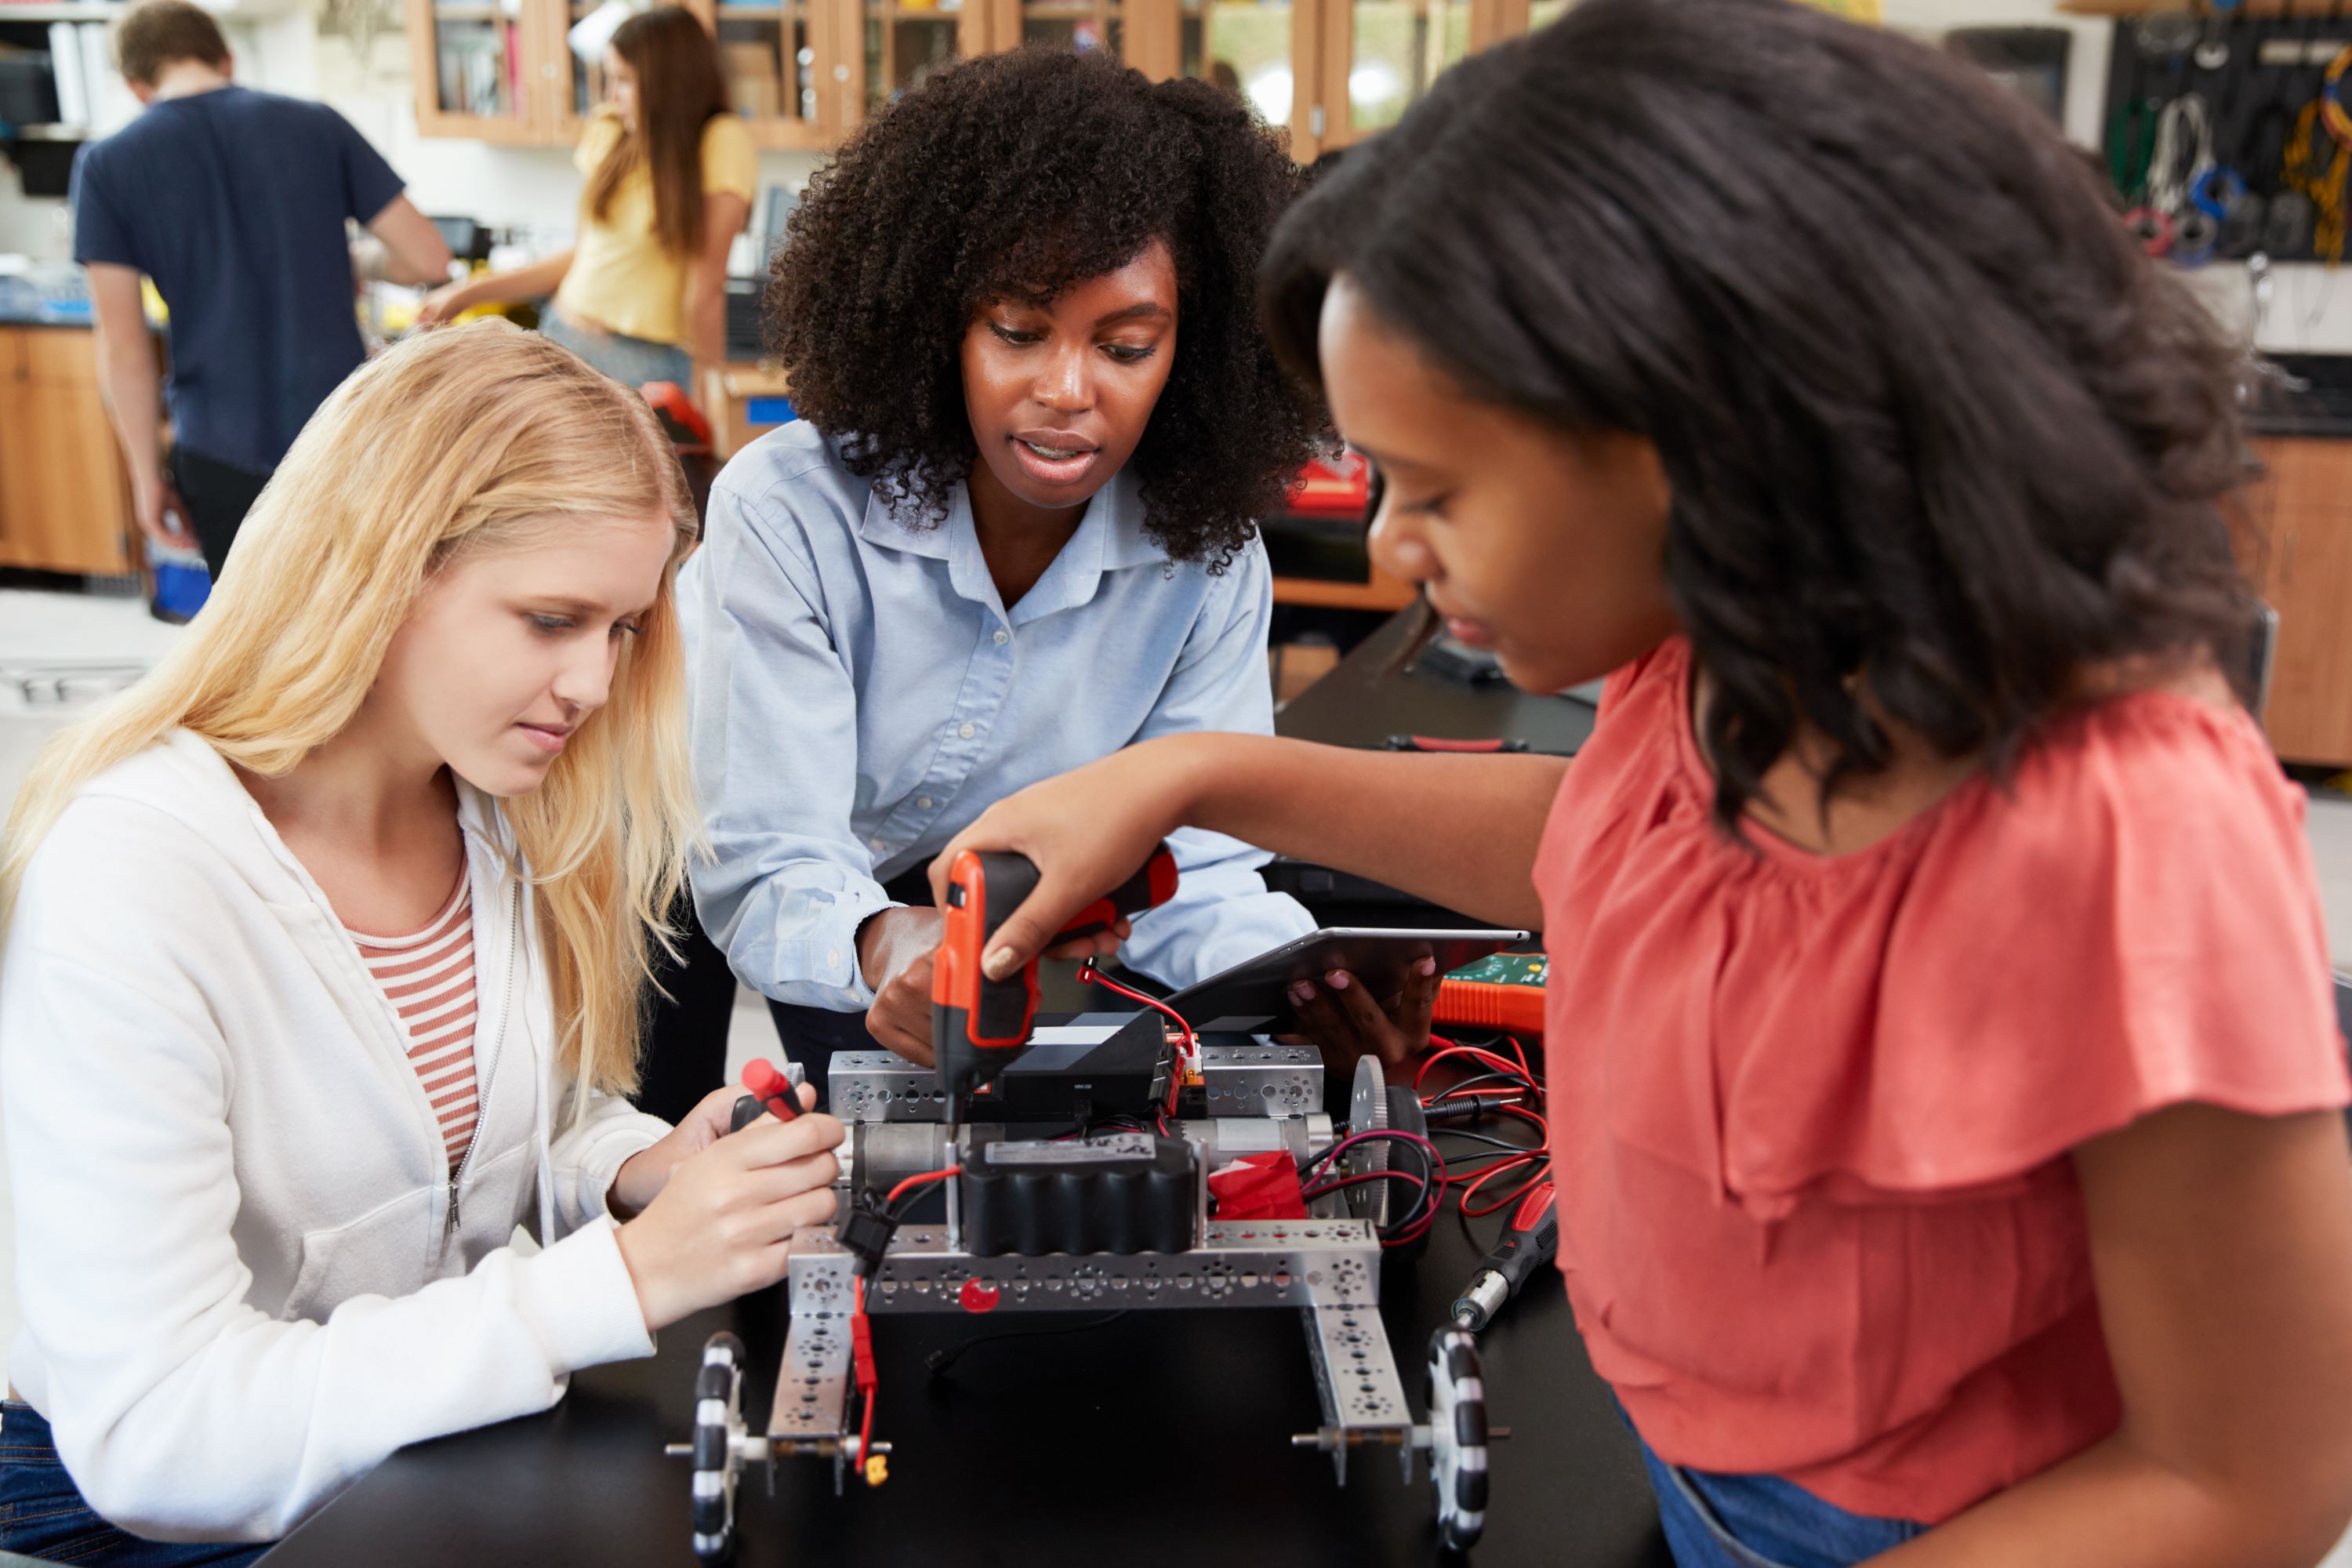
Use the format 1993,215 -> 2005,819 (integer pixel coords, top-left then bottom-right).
0,325 -> 138,578
407,0 -> 558,142
2245,438 -> 2352,768
402,0 -> 1519,155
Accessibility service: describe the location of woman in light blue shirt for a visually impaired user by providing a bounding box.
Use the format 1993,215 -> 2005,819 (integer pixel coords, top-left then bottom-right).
651,50 -> 1355,1110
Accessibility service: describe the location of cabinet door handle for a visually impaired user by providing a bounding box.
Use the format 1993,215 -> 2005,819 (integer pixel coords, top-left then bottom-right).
2281,528 -> 2299,587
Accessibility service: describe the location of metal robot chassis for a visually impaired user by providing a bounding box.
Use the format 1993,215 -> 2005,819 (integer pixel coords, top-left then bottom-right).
668,1047 -> 1493,1559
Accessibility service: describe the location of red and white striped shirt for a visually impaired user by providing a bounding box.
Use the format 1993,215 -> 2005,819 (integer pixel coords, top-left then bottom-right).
348,874 -> 479,1172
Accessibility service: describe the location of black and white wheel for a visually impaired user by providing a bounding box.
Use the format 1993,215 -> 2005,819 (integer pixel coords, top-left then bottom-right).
1426,1327 -> 1490,1551
691,1333 -> 749,1562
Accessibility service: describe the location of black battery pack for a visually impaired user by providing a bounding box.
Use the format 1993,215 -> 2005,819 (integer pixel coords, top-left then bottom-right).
958,1129 -> 1197,1257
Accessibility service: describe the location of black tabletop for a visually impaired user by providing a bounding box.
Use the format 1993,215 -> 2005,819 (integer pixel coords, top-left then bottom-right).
262,1194 -> 1667,1568
1276,608 -> 1597,758
260,608 -> 1650,1568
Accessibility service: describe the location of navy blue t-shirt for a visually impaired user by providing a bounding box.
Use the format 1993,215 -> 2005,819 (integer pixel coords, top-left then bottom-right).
70,86 -> 405,475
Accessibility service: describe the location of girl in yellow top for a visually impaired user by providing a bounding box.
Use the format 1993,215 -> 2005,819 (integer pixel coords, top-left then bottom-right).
419,5 -> 756,390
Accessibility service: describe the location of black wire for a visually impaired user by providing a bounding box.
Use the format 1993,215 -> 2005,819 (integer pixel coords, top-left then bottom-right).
1383,1138 -> 1443,1238
1423,1069 -> 1537,1106
1439,1148 -> 1543,1171
1302,1127 -> 1440,1181
925,1312 -> 1131,1377
1432,1129 -> 1544,1155
1298,1130 -> 1446,1240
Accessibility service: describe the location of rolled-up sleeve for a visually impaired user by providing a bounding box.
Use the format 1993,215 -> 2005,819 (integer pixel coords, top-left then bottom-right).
679,475 -> 899,1011
1120,543 -> 1316,988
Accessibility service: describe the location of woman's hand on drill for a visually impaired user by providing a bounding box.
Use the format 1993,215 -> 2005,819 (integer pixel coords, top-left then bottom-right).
929,739 -> 1200,982
614,1091 -> 841,1333
860,906 -> 1137,1065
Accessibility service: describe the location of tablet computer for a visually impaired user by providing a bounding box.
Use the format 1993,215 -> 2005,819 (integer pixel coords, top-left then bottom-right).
1163,927 -> 1534,1029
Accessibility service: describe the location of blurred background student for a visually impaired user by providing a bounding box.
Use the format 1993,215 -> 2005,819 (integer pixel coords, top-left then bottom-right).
416,5 -> 752,393
72,0 -> 452,583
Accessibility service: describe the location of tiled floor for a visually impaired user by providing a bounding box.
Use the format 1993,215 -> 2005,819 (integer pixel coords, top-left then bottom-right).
4,583 -> 2351,1561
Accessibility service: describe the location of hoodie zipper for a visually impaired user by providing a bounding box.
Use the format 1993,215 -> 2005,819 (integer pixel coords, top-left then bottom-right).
446,880 -> 521,1238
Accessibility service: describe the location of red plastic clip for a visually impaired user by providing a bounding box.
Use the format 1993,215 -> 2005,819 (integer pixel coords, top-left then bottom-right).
851,1313 -> 877,1398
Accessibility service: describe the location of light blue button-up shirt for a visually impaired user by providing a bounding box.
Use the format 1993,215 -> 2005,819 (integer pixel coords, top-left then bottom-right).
679,420 -> 1316,1013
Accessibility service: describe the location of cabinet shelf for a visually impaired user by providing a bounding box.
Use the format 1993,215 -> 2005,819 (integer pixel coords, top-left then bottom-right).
406,0 -> 1520,158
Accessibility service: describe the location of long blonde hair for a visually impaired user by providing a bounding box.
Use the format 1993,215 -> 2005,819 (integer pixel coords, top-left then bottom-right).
0,319 -> 700,1096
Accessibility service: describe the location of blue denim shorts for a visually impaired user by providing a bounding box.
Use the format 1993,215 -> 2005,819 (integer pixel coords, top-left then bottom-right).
1639,1433 -> 1926,1568
540,308 -> 694,392
0,1403 -> 267,1566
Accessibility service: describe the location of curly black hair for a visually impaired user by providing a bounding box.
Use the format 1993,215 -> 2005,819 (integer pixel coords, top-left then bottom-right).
1265,0 -> 2258,835
765,48 -> 1317,570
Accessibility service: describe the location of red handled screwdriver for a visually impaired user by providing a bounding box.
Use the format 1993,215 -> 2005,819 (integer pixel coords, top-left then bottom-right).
730,1058 -> 805,1131
1451,1181 -> 1557,1332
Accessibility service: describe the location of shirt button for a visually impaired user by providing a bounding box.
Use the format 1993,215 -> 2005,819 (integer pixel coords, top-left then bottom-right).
993,628 -> 1010,645
827,949 -> 841,970
917,797 -> 934,810
870,837 -> 886,851
958,722 -> 976,740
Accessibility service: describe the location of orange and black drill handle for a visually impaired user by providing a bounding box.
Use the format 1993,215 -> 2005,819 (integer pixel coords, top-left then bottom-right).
930,842 -> 1179,1104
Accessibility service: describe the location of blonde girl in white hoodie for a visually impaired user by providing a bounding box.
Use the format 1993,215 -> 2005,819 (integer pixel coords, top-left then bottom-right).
0,319 -> 842,1564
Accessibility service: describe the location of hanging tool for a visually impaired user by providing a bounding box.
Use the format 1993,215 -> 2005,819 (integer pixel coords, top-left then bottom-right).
931,842 -> 1180,1119
2196,0 -> 2240,71
1450,1181 -> 1559,1333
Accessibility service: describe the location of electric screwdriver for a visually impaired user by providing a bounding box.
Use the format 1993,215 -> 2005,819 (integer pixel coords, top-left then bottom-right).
931,842 -> 1179,1118
1452,1181 -> 1558,1332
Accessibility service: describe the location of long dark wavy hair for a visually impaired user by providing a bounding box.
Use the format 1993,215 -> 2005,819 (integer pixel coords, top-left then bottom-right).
766,48 -> 1318,569
1263,0 -> 2259,833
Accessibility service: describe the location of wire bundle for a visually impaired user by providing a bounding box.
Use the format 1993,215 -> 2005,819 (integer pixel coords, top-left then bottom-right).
1300,1125 -> 1446,1247
1296,1033 -> 1552,1250
2150,93 -> 2216,218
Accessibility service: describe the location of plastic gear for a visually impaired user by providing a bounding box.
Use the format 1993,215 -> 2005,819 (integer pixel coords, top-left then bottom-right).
1347,1055 -> 1393,1228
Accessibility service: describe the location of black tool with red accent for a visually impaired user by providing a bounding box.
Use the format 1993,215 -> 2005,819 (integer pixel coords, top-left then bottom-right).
729,1058 -> 808,1133
1450,1180 -> 1558,1331
930,841 -> 1179,1113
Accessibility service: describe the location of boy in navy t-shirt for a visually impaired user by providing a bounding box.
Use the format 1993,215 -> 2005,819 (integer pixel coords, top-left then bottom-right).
71,0 -> 451,579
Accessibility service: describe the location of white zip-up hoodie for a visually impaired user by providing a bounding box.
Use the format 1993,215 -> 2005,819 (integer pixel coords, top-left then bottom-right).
0,731 -> 670,1542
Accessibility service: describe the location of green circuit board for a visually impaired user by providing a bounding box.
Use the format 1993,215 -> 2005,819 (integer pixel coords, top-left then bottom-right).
1444,952 -> 1549,988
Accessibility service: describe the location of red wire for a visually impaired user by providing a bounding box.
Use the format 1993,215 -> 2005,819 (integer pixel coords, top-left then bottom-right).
884,1167 -> 956,1210
1460,1154 -> 1549,1217
1303,1127 -> 1446,1184
1428,1084 -> 1526,1109
1425,1029 -> 1532,1081
853,1278 -> 875,1473
1080,961 -> 1196,1113
1300,1168 -> 1431,1207
1491,1103 -> 1551,1139
1413,1043 -> 1534,1091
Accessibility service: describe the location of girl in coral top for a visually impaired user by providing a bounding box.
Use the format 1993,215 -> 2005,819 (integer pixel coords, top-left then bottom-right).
924,1 -> 2352,1563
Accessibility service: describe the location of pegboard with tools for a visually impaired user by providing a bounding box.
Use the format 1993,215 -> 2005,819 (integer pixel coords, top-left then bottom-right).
2101,9 -> 2352,265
